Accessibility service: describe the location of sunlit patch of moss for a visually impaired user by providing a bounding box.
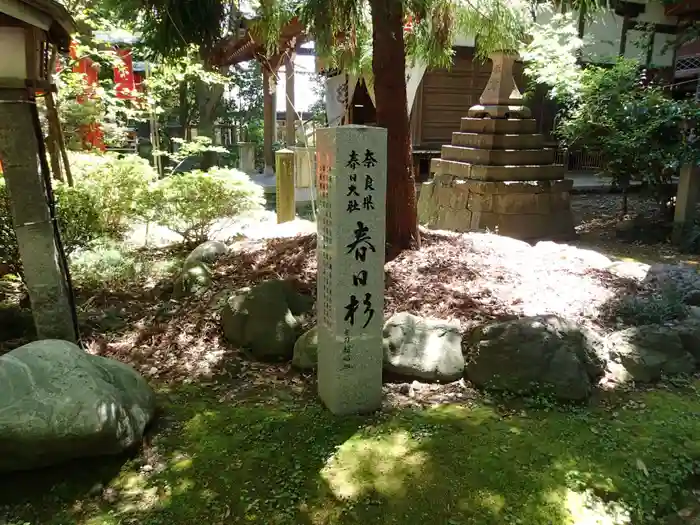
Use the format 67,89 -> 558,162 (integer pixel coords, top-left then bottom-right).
321,430 -> 428,501
3,382 -> 700,524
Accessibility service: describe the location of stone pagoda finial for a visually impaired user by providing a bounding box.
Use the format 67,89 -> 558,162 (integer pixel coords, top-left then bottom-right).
468,52 -> 531,119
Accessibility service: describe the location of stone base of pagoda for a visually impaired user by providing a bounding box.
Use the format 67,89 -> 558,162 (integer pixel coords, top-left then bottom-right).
417,175 -> 576,241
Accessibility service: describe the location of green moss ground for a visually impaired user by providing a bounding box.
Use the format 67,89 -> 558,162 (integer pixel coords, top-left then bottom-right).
1,381 -> 700,525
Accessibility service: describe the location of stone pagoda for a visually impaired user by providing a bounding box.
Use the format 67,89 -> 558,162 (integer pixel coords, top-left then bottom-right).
417,53 -> 576,242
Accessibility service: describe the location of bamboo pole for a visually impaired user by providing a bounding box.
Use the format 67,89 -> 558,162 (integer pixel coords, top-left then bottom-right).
46,47 -> 73,186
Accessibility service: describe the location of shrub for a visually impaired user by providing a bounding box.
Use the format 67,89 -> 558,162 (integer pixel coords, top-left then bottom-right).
0,182 -> 20,276
53,182 -> 105,254
69,241 -> 140,290
147,167 -> 264,243
610,286 -> 689,326
68,152 -> 157,237
69,240 -> 184,290
0,179 -> 103,276
556,58 -> 700,200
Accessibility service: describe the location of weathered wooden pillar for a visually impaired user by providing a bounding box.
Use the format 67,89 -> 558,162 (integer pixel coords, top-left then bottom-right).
263,66 -> 276,176
275,148 -> 295,223
284,52 -> 296,147
672,164 -> 700,244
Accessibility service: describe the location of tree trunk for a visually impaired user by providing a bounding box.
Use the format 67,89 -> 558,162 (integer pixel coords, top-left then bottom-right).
369,0 -> 420,261
195,73 -> 225,171
0,89 -> 76,342
178,78 -> 189,138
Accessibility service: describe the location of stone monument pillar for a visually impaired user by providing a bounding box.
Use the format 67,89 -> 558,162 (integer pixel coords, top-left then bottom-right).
316,125 -> 387,415
237,142 -> 256,173
293,147 -> 315,188
417,52 -> 575,241
275,148 -> 295,223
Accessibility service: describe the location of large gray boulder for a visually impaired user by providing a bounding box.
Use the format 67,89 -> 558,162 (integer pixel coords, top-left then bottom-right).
383,312 -> 464,382
292,326 -> 318,370
605,325 -> 696,383
0,340 -> 156,472
464,315 -> 606,401
221,280 -> 314,361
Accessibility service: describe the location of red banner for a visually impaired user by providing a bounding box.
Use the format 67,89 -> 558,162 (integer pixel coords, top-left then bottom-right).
70,40 -> 105,151
114,48 -> 135,99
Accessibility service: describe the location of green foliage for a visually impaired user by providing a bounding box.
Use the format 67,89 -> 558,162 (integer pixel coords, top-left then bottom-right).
68,241 -> 140,289
520,11 -> 585,102
156,136 -> 229,165
0,179 -> 105,277
556,58 -> 700,190
104,0 -> 228,60
69,152 -> 158,237
608,286 -> 690,326
53,182 -> 105,254
452,0 -> 532,61
146,167 -> 265,243
68,239 -> 184,291
0,183 -> 21,276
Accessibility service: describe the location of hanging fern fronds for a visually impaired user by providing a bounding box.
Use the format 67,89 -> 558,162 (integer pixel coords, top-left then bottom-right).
404,0 -> 457,69
248,0 -> 301,56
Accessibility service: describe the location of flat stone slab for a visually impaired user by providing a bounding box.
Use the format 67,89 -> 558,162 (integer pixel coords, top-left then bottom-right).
441,145 -> 556,166
432,158 -> 566,181
452,132 -> 544,150
461,118 -> 537,135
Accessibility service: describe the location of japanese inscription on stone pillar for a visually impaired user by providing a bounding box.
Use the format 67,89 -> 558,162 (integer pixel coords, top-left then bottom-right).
315,125 -> 387,415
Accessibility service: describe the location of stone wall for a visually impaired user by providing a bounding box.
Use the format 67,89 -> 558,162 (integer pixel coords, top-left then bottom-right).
418,174 -> 576,241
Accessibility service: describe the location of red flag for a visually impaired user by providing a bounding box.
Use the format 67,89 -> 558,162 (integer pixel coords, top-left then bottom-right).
70,40 -> 104,150
114,48 -> 135,99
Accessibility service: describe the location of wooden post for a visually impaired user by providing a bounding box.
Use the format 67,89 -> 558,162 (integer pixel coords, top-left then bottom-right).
45,113 -> 62,182
45,90 -> 72,184
263,66 -> 276,175
45,48 -> 62,182
275,148 -> 295,223
673,164 -> 700,245
284,52 -> 296,147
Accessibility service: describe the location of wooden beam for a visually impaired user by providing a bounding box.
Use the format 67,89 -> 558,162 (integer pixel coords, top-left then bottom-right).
284,51 -> 296,147
263,67 -> 276,175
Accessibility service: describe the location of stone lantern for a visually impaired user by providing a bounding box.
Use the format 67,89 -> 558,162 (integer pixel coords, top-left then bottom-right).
0,0 -> 78,342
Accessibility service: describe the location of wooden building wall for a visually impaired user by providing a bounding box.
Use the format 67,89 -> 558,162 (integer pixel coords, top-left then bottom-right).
410,47 -> 558,149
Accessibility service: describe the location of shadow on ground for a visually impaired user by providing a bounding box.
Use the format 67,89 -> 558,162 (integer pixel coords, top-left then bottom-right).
2,379 -> 700,525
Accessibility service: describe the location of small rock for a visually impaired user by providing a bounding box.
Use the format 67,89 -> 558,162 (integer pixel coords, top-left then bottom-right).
398,383 -> 410,395
292,327 -> 317,370
685,290 -> 700,307
383,312 -> 464,383
183,240 -> 228,268
221,280 -> 314,361
464,315 -> 606,401
607,261 -> 651,282
88,483 -> 104,497
172,262 -> 213,299
605,325 -> 696,383
102,488 -> 119,503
